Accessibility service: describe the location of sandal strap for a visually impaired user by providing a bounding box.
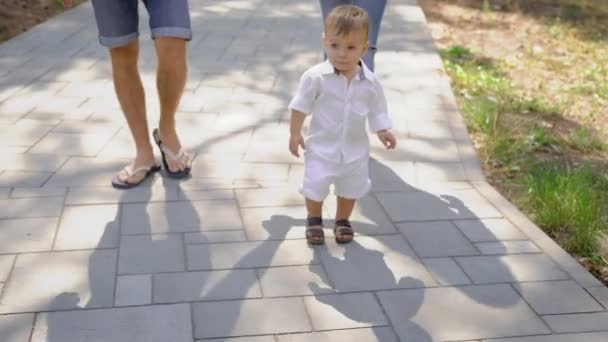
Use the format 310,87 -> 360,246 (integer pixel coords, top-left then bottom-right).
160,145 -> 187,162
335,219 -> 351,228
307,217 -> 323,227
123,165 -> 154,177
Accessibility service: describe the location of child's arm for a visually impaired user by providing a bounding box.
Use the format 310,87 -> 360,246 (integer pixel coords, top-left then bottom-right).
289,110 -> 307,157
369,81 -> 397,150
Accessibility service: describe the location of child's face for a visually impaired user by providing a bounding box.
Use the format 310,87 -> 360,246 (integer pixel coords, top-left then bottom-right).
322,28 -> 368,75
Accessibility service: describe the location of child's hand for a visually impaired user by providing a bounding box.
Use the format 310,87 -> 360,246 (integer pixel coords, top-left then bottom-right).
377,130 -> 396,149
289,134 -> 306,157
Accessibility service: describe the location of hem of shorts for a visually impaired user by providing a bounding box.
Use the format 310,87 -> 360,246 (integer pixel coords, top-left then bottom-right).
151,27 -> 192,41
299,186 -> 327,203
334,180 -> 371,200
99,32 -> 139,48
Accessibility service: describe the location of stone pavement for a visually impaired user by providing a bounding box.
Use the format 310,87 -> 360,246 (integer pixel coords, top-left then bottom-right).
1,0 -> 607,341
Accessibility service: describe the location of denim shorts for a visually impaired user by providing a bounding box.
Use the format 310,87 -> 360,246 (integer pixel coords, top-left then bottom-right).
91,0 -> 192,48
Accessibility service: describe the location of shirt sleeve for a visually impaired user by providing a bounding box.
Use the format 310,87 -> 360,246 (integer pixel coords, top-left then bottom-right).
368,80 -> 392,132
288,70 -> 317,115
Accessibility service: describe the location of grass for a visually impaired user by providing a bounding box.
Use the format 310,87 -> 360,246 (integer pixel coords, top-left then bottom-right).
524,164 -> 608,257
440,43 -> 608,261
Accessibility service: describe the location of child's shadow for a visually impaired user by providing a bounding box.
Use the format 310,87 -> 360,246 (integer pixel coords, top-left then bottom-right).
309,241 -> 429,341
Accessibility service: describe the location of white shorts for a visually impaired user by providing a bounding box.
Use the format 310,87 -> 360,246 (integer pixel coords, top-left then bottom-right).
300,154 -> 371,202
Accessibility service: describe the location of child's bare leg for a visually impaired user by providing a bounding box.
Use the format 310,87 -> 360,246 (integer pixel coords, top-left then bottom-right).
335,196 -> 356,243
305,198 -> 325,244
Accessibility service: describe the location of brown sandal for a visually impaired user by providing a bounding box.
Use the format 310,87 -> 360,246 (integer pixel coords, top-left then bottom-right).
334,219 -> 354,244
306,217 -> 325,245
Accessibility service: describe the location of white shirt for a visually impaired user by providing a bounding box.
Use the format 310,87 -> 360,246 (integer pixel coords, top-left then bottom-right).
289,60 -> 391,163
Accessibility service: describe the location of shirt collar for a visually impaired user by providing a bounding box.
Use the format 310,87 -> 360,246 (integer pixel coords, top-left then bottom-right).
320,60 -> 370,80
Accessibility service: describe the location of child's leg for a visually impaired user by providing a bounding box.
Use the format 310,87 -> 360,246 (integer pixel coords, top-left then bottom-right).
305,198 -> 325,244
336,196 -> 356,221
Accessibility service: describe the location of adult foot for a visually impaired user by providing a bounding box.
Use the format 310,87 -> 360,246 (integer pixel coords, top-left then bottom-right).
154,127 -> 191,174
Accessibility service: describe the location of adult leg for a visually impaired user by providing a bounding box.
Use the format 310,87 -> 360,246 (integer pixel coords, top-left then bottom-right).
110,40 -> 157,183
354,0 -> 387,70
154,37 -> 189,172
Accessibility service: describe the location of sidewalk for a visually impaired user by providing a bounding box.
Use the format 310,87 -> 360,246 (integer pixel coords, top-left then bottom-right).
1,0 -> 607,341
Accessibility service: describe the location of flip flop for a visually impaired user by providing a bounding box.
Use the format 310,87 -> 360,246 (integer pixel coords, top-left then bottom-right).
152,128 -> 191,179
111,164 -> 161,189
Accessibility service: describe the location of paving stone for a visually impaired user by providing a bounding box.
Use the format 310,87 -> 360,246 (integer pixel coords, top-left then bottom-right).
193,159 -> 289,181
257,265 -> 334,297
455,254 -> 569,283
54,204 -> 119,250
31,304 -> 192,342
318,236 -> 436,292
179,188 -> 235,201
10,187 -> 66,198
0,197 -> 63,219
115,274 -> 152,307
413,161 -> 467,183
154,269 -> 261,303
0,255 -> 15,281
542,312 -> 608,333
2,153 -> 68,172
122,200 -> 242,234
185,231 -> 247,244
187,240 -> 316,271
236,187 -> 302,208
197,337 -> 275,342
66,181 -> 179,204
422,257 -> 471,286
587,286 -> 608,309
192,298 -> 311,339
0,123 -> 53,147
0,218 -> 58,253
0,313 -> 35,342
475,241 -> 541,255
378,284 -> 550,341
118,234 -> 185,274
372,137 -> 461,163
29,132 -> 110,156
45,157 -> 137,187
398,221 -> 479,257
240,206 -> 322,241
304,292 -> 389,330
277,327 -> 399,342
484,332 -> 608,342
512,281 -> 604,314
376,188 -> 502,222
323,195 -> 399,236
0,171 -> 51,187
454,219 -> 527,242
0,249 -> 116,313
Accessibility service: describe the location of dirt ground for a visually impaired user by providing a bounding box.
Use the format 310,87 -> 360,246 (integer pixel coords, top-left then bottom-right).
0,0 -> 83,43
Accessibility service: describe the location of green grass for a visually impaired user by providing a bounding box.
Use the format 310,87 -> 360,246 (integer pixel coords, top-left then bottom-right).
566,128 -> 606,152
523,164 -> 608,256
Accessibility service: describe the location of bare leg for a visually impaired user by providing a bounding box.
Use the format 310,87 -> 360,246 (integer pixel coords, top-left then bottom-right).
336,196 -> 356,221
306,198 -> 324,218
154,37 -> 189,172
109,40 -> 156,183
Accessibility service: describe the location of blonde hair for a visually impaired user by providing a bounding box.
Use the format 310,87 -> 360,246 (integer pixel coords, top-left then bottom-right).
324,5 -> 369,39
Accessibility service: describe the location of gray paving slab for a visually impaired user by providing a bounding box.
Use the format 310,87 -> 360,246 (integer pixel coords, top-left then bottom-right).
122,200 -> 242,234
0,218 -> 59,253
475,241 -> 541,255
542,312 -> 608,333
304,292 -> 389,330
483,332 -> 608,341
2,153 -> 68,172
0,313 -> 35,342
54,204 -> 119,250
192,298 -> 311,339
198,337 -> 275,342
422,257 -> 472,286
118,234 -> 185,274
512,280 -> 605,314
277,327 -> 399,342
185,230 -> 248,244
153,269 -> 262,303
454,219 -> 528,242
317,236 -> 437,292
0,171 -> 52,187
588,286 -> 608,309
378,284 -> 550,341
455,254 -> 569,284
0,255 -> 15,281
397,221 -> 479,257
115,274 -> 152,307
257,265 -> 334,297
31,303 -> 192,342
10,187 -> 66,198
0,249 -> 116,313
